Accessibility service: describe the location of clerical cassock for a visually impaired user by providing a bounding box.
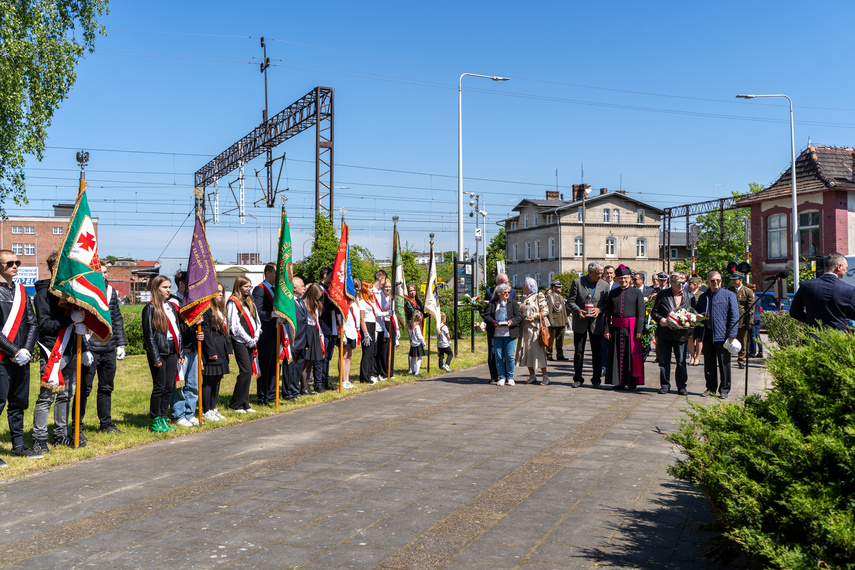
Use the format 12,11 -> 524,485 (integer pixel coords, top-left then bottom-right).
603,273 -> 646,389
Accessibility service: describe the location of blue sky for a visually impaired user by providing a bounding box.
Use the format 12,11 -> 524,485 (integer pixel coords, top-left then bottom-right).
15,0 -> 855,265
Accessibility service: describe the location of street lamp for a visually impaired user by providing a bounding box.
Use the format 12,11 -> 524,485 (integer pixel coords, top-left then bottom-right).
736,93 -> 799,290
458,73 -> 509,266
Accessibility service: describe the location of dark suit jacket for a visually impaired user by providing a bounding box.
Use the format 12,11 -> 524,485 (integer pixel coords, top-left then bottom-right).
252,283 -> 277,342
486,287 -> 517,303
292,297 -> 308,351
651,287 -> 693,343
567,275 -> 610,335
791,273 -> 855,331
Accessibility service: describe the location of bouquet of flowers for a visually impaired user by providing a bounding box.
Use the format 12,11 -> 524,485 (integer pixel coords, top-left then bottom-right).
459,294 -> 486,311
666,308 -> 706,330
642,293 -> 658,347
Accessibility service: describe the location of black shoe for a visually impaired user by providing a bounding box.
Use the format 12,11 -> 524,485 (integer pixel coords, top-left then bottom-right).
557,357 -> 570,361
100,424 -> 123,434
677,388 -> 689,396
0,458 -> 7,468
78,432 -> 88,447
32,440 -> 51,454
591,382 -> 602,389
11,445 -> 43,459
571,382 -> 582,388
314,385 -> 326,393
738,363 -> 745,369
323,383 -> 334,391
658,387 -> 670,394
546,355 -> 554,361
300,389 -> 311,396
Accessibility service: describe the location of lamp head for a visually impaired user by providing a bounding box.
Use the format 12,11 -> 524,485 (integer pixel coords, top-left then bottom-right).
491,76 -> 510,81
736,94 -> 756,99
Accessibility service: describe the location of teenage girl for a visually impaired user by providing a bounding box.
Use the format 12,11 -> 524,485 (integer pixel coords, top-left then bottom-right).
142,275 -> 184,432
227,276 -> 261,413
408,311 -> 426,378
340,280 -> 360,389
357,280 -> 378,384
301,283 -> 326,394
201,283 -> 231,421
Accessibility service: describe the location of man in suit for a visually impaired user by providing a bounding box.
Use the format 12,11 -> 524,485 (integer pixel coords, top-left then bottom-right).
287,277 -> 307,400
545,280 -> 568,360
252,263 -> 278,406
632,273 -> 655,297
651,272 -> 692,395
567,261 -> 611,388
791,252 -> 855,331
727,271 -> 753,369
695,270 -> 739,399
485,273 -> 516,383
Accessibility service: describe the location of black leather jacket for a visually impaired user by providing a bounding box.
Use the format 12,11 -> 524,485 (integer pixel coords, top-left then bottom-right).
142,302 -> 183,366
34,279 -> 77,355
0,280 -> 37,357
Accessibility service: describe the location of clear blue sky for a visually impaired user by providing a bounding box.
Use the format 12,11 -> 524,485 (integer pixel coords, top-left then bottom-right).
14,0 -> 855,266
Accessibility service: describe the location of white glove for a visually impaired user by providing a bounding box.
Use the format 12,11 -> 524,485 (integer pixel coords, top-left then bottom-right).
116,346 -> 125,360
246,340 -> 256,349
60,355 -> 69,369
82,351 -> 94,366
13,349 -> 30,366
70,310 -> 85,323
361,335 -> 371,347
74,323 -> 87,334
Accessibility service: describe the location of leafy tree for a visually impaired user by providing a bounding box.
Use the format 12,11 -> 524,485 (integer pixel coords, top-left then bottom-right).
674,183 -> 763,280
552,271 -> 579,292
401,245 -> 424,291
485,228 -> 507,288
443,251 -> 455,263
1,0 -> 109,215
349,244 -> 378,285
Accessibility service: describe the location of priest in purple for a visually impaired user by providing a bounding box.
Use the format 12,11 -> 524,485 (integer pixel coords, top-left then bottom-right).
603,265 -> 646,390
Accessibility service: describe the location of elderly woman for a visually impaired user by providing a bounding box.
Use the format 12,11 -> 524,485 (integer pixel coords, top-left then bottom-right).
516,277 -> 550,385
483,284 -> 522,386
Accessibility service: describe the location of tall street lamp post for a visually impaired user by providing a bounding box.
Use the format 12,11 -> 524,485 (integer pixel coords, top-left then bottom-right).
736,93 -> 799,290
458,73 -> 509,266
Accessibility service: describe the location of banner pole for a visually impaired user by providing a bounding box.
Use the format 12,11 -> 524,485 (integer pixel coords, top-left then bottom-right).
275,325 -> 280,409
426,315 -> 431,373
338,328 -> 344,393
197,324 -> 204,424
387,316 -> 393,379
74,333 -> 81,448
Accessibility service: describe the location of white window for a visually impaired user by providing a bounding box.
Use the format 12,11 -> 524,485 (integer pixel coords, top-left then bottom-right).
524,214 -> 528,228
548,272 -> 555,284
24,226 -> 35,234
535,273 -> 541,285
574,237 -> 584,257
535,240 -> 541,259
577,207 -> 584,222
11,226 -> 22,234
525,241 -> 531,260
548,238 -> 556,259
512,243 -> 518,262
53,227 -> 63,235
534,213 -> 539,227
637,209 -> 645,224
603,209 -> 610,223
799,210 -> 820,258
613,209 -> 620,224
11,243 -> 22,255
605,237 -> 616,258
512,274 -> 519,287
768,213 -> 787,259
24,243 -> 35,256
636,238 -> 647,258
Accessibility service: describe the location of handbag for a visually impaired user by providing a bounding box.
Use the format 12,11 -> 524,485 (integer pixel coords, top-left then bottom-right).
538,312 -> 552,348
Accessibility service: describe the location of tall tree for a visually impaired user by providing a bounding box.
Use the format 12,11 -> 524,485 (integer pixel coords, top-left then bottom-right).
295,211 -> 339,283
1,0 -> 109,214
485,228 -> 507,288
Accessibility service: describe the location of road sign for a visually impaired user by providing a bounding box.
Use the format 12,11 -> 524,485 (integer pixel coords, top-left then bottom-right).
475,227 -> 482,241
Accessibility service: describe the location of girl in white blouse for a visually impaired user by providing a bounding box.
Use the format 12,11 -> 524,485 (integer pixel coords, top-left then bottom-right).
226,276 -> 262,413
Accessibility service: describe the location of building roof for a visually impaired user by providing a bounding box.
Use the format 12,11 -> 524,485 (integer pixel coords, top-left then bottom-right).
554,192 -> 663,214
511,198 -> 571,212
736,145 -> 855,207
660,230 -> 688,247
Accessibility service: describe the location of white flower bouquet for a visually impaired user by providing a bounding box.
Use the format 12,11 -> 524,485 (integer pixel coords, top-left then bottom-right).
666,308 -> 706,330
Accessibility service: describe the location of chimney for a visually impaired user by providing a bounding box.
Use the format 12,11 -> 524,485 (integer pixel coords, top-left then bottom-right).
599,187 -> 608,195
572,184 -> 592,201
545,190 -> 559,201
616,190 -> 627,195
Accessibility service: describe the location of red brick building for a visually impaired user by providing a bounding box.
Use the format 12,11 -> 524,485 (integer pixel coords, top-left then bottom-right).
104,260 -> 159,303
737,145 -> 855,279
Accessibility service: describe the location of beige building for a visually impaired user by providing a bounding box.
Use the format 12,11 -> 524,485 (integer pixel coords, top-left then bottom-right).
504,186 -> 663,288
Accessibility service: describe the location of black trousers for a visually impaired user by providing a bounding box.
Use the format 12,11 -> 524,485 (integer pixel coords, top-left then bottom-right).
79,350 -> 117,428
313,335 -> 338,388
375,329 -> 389,378
286,349 -> 304,398
0,359 -> 30,448
201,374 -> 222,412
548,326 -> 566,359
703,340 -> 732,394
148,353 -> 177,419
573,330 -> 603,384
256,334 -> 278,405
438,347 -> 453,367
360,323 -> 377,382
230,341 -> 253,410
487,329 -> 498,381
657,336 -> 688,390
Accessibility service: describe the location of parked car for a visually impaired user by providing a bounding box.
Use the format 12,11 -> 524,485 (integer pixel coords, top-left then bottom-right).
755,292 -> 793,312
841,256 -> 855,288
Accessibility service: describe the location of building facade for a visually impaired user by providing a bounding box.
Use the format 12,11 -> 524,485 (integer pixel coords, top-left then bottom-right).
504,187 -> 663,288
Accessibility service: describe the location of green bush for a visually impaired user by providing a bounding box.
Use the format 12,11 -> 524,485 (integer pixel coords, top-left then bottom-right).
762,310 -> 807,349
120,307 -> 145,355
666,328 -> 855,569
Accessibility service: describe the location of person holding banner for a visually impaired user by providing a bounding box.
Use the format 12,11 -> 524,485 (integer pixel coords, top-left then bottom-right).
200,283 -> 231,421
381,280 -> 397,377
301,283 -> 326,394
253,263 -> 279,406
143,275 -> 184,432
0,249 -> 40,465
340,291 -> 360,390
227,276 -> 261,413
372,270 -> 390,380
169,271 -> 202,427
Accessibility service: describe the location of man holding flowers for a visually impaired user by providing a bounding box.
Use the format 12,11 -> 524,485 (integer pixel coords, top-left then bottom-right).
651,272 -> 694,395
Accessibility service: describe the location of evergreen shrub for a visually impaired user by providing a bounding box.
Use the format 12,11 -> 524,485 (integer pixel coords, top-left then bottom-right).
666,328 -> 855,569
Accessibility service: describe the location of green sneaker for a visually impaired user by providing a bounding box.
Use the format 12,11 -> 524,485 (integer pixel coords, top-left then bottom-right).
159,417 -> 175,432
150,417 -> 166,432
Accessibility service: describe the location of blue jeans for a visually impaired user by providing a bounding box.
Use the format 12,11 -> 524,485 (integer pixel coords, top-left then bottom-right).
171,352 -> 198,420
493,337 -> 516,380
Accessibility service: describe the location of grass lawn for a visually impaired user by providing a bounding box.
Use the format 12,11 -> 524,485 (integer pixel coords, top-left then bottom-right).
0,335 -> 491,480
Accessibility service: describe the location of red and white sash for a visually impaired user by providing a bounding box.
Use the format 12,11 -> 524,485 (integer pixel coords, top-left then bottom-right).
163,303 -> 185,387
230,297 -> 259,374
40,319 -> 73,391
1,283 -> 28,361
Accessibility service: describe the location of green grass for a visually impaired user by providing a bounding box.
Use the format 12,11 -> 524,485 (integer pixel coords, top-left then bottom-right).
0,336 -> 491,480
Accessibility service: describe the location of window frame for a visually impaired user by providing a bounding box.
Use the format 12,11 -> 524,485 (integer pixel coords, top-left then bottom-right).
636,238 -> 647,258
574,236 -> 584,257
767,213 -> 787,259
605,237 -> 616,258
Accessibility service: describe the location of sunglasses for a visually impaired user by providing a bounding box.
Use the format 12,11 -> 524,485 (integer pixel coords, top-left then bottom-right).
4,260 -> 21,268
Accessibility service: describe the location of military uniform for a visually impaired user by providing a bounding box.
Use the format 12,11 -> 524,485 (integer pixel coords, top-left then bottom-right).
728,279 -> 753,368
545,285 -> 568,360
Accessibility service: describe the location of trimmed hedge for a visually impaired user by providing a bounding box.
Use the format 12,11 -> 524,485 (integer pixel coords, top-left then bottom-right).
666,328 -> 855,569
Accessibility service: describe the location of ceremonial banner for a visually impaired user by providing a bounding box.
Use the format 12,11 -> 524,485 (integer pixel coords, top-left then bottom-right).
272,211 -> 296,330
179,214 -> 219,326
423,242 -> 441,333
49,179 -> 112,342
392,229 -> 407,324
329,223 -> 355,314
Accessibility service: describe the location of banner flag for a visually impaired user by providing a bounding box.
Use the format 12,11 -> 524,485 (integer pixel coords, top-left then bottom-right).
392,229 -> 407,324
49,178 -> 112,342
179,213 -> 219,327
329,222 -> 355,314
273,211 -> 296,331
423,242 -> 441,333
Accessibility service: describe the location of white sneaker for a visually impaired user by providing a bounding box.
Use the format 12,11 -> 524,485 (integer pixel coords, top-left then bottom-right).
232,408 -> 247,414
497,379 -> 506,386
176,418 -> 193,427
203,410 -> 221,422
245,407 -> 256,413
189,416 -> 200,426
378,376 -> 387,381
368,378 -> 378,385
507,379 -> 515,386
343,380 -> 355,389
213,409 -> 225,420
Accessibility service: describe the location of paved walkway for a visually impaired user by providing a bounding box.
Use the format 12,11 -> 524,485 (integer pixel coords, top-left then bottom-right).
0,353 -> 769,569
